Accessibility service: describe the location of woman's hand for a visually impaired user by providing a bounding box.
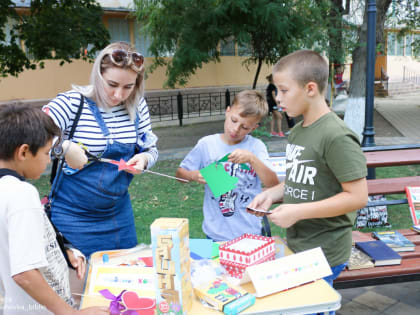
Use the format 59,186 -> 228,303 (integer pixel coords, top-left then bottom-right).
63,141 -> 88,169
126,153 -> 149,174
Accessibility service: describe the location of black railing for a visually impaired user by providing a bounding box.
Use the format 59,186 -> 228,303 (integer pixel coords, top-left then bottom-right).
146,89 -> 260,126
403,66 -> 420,86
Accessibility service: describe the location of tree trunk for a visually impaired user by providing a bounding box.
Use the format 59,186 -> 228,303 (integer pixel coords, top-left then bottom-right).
344,0 -> 392,139
252,58 -> 263,89
329,0 -> 345,65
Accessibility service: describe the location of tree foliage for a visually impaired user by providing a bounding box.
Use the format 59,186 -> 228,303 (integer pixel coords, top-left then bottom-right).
0,0 -> 109,78
135,0 -> 325,88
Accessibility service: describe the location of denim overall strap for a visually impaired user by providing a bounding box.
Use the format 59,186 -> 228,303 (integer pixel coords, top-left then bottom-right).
87,99 -> 140,141
86,98 -> 111,137
50,99 -> 140,257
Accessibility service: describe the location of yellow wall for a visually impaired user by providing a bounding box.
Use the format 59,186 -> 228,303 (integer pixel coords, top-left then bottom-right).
0,59 -> 91,102
0,56 -> 272,102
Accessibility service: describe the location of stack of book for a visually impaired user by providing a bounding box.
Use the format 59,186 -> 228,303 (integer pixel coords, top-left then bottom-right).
411,225 -> 420,234
372,231 -> 415,252
355,240 -> 401,267
348,230 -> 417,269
347,246 -> 374,270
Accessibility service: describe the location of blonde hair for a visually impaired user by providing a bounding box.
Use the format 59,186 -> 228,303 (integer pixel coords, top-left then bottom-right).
273,50 -> 328,94
232,90 -> 268,119
73,41 -> 145,121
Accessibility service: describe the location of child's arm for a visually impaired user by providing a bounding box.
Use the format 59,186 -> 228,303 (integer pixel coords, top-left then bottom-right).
247,182 -> 285,214
228,149 -> 279,187
13,269 -> 109,314
268,177 -> 368,228
176,167 -> 206,184
66,248 -> 86,280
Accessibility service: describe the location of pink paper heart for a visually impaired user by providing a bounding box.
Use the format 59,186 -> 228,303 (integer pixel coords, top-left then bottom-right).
121,291 -> 156,315
139,256 -> 153,267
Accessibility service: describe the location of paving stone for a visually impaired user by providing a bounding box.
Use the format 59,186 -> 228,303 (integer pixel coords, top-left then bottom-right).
337,300 -> 381,315
352,291 -> 398,312
382,302 -> 420,315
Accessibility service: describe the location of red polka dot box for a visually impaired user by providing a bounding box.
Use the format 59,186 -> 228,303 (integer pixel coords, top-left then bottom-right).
219,233 -> 276,279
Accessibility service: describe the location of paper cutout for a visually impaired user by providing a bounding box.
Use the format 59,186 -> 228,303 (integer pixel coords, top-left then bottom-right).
89,265 -> 155,298
218,153 -> 250,170
189,239 -> 214,259
190,252 -> 203,260
199,161 -> 238,197
244,247 -> 332,297
122,291 -> 156,315
109,159 -> 138,172
139,257 -> 153,267
211,242 -> 220,258
269,156 -> 286,179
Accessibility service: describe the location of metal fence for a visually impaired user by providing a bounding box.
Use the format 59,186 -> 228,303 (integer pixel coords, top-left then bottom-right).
146,89 -> 256,126
403,66 -> 420,86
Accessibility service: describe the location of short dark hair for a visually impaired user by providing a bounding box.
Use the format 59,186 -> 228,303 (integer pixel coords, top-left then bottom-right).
0,103 -> 61,160
273,50 -> 329,94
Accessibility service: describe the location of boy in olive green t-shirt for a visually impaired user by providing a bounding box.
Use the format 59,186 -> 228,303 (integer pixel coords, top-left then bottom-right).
247,50 -> 368,287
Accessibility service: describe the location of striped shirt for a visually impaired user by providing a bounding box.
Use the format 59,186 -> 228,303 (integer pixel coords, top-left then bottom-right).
43,90 -> 158,167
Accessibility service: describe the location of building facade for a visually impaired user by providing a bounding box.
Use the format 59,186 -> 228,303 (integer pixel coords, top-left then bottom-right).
0,0 -> 270,103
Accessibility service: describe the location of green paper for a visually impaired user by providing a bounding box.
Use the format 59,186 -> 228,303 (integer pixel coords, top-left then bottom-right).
211,242 -> 220,258
200,161 -> 238,197
218,153 -> 251,171
218,153 -> 230,162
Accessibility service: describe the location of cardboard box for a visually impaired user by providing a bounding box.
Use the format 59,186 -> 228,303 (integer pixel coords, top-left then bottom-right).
151,218 -> 193,315
194,278 -> 255,315
219,233 -> 275,279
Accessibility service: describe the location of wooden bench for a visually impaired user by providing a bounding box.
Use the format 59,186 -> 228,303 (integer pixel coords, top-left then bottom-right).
364,145 -> 420,207
334,229 -> 420,289
334,144 -> 420,289
270,144 -> 420,289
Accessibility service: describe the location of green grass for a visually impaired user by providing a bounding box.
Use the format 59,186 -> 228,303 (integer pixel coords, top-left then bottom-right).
30,161 -> 420,244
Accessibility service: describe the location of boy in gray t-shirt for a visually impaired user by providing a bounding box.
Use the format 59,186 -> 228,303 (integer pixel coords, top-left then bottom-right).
176,90 -> 279,241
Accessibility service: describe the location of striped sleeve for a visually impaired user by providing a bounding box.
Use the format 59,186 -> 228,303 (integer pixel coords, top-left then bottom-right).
42,91 -> 85,136
137,98 -> 158,169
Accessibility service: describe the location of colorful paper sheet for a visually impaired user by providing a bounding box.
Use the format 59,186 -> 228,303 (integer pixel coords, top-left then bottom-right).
89,265 -> 155,298
199,161 -> 238,197
189,239 -> 214,259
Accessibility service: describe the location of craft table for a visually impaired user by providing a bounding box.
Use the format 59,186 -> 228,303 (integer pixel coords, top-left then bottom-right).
80,244 -> 341,314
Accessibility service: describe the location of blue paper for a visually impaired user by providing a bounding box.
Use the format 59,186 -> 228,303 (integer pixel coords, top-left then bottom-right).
189,238 -> 214,259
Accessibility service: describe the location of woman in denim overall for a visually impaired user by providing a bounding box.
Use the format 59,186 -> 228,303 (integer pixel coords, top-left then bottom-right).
43,42 -> 158,257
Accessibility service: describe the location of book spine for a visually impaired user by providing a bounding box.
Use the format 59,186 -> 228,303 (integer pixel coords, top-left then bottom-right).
406,186 -> 420,225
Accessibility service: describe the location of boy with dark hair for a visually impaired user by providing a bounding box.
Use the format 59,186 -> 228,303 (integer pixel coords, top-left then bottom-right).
248,50 -> 368,286
0,103 -> 108,314
176,90 -> 279,241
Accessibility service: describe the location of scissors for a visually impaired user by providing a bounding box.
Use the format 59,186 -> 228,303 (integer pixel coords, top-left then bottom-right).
82,146 -> 189,182
82,147 -> 114,164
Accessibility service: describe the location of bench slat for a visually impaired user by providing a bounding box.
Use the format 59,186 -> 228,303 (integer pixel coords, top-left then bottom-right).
335,230 -> 420,289
367,176 -> 420,195
365,149 -> 420,167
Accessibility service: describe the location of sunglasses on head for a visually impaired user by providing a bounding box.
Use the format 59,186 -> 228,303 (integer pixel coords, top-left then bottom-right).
108,49 -> 144,72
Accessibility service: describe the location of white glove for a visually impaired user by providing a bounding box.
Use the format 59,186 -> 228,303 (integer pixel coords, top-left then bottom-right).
127,153 -> 149,174
62,140 -> 88,169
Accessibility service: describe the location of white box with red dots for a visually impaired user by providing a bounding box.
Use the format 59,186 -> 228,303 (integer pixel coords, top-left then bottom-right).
219,233 -> 275,279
